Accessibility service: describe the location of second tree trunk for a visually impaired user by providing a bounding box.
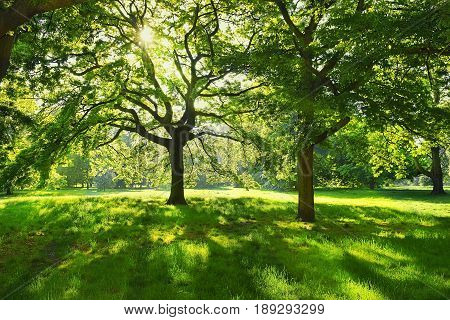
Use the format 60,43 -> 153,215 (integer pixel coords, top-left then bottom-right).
297,145 -> 315,222
430,147 -> 446,195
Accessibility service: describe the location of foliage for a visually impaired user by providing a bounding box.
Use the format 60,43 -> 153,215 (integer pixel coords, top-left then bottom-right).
315,121 -> 377,188
369,126 -> 450,182
0,92 -> 36,193
2,0 -> 449,200
56,154 -> 91,188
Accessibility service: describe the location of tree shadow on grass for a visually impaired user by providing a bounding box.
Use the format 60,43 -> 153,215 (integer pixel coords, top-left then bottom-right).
0,195 -> 448,299
316,189 -> 450,204
314,203 -> 449,237
343,250 -> 449,299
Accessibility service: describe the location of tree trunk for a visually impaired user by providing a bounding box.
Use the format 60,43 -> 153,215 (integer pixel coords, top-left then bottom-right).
167,138 -> 187,205
430,147 -> 446,195
5,185 -> 12,195
297,145 -> 315,222
369,177 -> 376,190
0,34 -> 14,81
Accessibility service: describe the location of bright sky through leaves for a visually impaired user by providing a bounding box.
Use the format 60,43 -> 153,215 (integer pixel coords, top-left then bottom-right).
140,26 -> 153,44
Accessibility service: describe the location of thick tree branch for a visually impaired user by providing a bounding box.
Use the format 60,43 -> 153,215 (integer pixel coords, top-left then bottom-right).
109,122 -> 170,148
0,0 -> 88,37
199,83 -> 265,97
193,130 -> 244,143
0,0 -> 90,80
196,107 -> 258,119
313,116 -> 351,145
273,0 -> 305,44
356,0 -> 365,13
0,33 -> 14,79
97,128 -> 123,147
122,94 -> 163,123
413,158 -> 432,177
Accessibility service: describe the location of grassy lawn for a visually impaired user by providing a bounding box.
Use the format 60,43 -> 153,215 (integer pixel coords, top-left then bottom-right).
0,188 -> 448,300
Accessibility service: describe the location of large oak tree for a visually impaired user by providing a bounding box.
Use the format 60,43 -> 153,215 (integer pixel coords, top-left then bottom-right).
10,0 -> 260,204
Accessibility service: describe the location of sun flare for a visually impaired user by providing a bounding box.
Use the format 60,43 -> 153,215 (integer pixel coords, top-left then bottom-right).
139,26 -> 153,44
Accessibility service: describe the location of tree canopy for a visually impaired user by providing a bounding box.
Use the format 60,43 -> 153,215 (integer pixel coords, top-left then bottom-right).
1,0 -> 448,221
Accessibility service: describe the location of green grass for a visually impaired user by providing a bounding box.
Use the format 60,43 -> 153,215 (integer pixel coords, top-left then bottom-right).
0,188 -> 448,300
